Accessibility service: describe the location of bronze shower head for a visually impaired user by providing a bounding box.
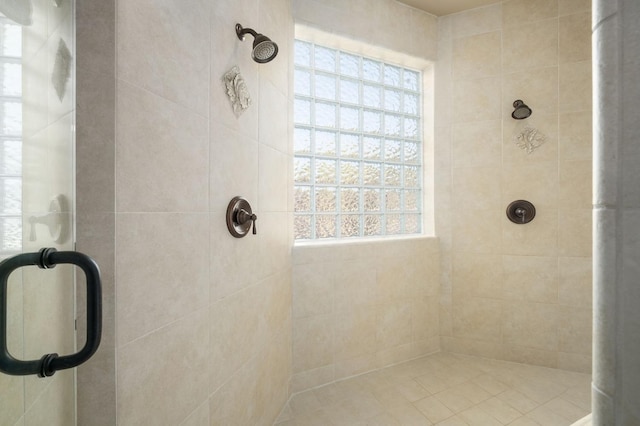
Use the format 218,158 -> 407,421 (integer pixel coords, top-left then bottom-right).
236,23 -> 278,64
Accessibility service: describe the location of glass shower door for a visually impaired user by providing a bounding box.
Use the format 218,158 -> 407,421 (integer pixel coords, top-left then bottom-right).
0,0 -> 77,424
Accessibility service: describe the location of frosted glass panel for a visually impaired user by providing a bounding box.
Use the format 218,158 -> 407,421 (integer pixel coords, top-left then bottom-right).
294,99 -> 311,125
2,63 -> 21,96
341,215 -> 360,237
341,188 -> 359,212
339,52 -> 359,77
315,102 -> 336,128
1,24 -> 21,57
363,84 -> 381,108
314,46 -> 336,72
404,70 -> 419,91
340,134 -> 359,158
315,159 -> 336,184
294,128 -> 311,154
340,160 -> 359,185
384,89 -> 401,112
385,190 -> 401,211
363,162 -> 381,186
316,132 -> 336,157
315,187 -> 336,212
0,216 -> 21,251
385,140 -> 401,162
316,215 -> 336,238
384,114 -> 401,137
363,137 -> 381,160
384,65 -> 401,87
364,189 -> 380,211
362,59 -> 381,82
340,78 -> 359,104
340,106 -> 359,131
0,139 -> 21,174
294,215 -> 312,239
404,142 -> 419,163
363,110 -> 381,134
0,177 -> 21,214
294,39 -> 423,239
315,73 -> 336,100
295,41 -> 312,66
294,186 -> 311,212
364,215 -> 381,236
404,93 -> 419,115
294,157 -> 311,183
294,69 -> 311,96
1,101 -> 21,136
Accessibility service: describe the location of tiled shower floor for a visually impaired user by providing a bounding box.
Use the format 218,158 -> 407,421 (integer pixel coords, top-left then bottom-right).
275,352 -> 591,426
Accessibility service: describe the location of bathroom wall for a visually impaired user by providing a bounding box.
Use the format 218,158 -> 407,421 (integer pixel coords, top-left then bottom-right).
290,0 -> 441,393
76,0 -> 293,424
435,0 -> 593,372
593,0 -> 640,423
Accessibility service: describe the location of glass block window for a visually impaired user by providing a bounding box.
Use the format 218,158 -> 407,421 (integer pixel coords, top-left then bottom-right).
0,15 -> 22,256
294,40 -> 422,240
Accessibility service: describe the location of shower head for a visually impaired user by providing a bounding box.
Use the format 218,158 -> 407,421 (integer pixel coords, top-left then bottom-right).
512,100 -> 532,119
236,23 -> 279,64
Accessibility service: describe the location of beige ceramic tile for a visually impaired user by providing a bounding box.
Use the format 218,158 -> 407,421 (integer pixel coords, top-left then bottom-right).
502,207 -> 559,256
559,60 -> 592,112
412,296 -> 440,342
452,253 -> 503,299
24,371 -> 75,426
452,77 -> 502,123
559,111 -> 593,161
502,255 -> 559,303
376,301 -> 413,350
209,209 -> 260,301
209,121 -> 259,211
180,401 -> 209,426
452,167 -> 502,210
558,0 -> 591,15
503,19 -> 558,73
501,161 -> 559,209
117,309 -> 209,425
117,0 -> 210,116
504,345 -> 559,369
558,306 -> 592,354
334,260 -> 377,311
503,302 -> 559,351
293,262 -> 335,318
452,209 -> 502,253
452,297 -> 503,342
558,256 -> 593,307
116,82 -> 209,213
293,314 -> 334,373
559,160 -> 592,209
559,12 -> 592,63
453,31 -> 501,80
414,395 -> 455,424
334,307 -> 376,361
503,67 -> 559,118
291,364 -> 335,393
558,209 -> 592,257
452,4 -> 502,39
115,213 -> 209,346
452,120 -> 502,168
503,0 -> 559,25
209,286 -> 266,392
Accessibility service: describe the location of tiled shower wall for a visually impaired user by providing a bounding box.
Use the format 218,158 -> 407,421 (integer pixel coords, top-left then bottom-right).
435,0 -> 593,372
77,0 -> 293,424
290,0 -> 441,393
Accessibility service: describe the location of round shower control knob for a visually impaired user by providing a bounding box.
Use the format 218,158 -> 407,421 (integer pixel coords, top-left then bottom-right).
226,196 -> 258,238
506,200 -> 536,224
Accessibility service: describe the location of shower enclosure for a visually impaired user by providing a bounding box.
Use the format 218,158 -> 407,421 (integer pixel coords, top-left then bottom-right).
0,0 -> 78,423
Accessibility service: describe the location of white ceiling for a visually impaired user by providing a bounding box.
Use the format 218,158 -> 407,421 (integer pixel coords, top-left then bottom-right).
396,0 -> 501,16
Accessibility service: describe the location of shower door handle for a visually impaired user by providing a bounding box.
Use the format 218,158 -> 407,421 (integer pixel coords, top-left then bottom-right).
0,248 -> 102,378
